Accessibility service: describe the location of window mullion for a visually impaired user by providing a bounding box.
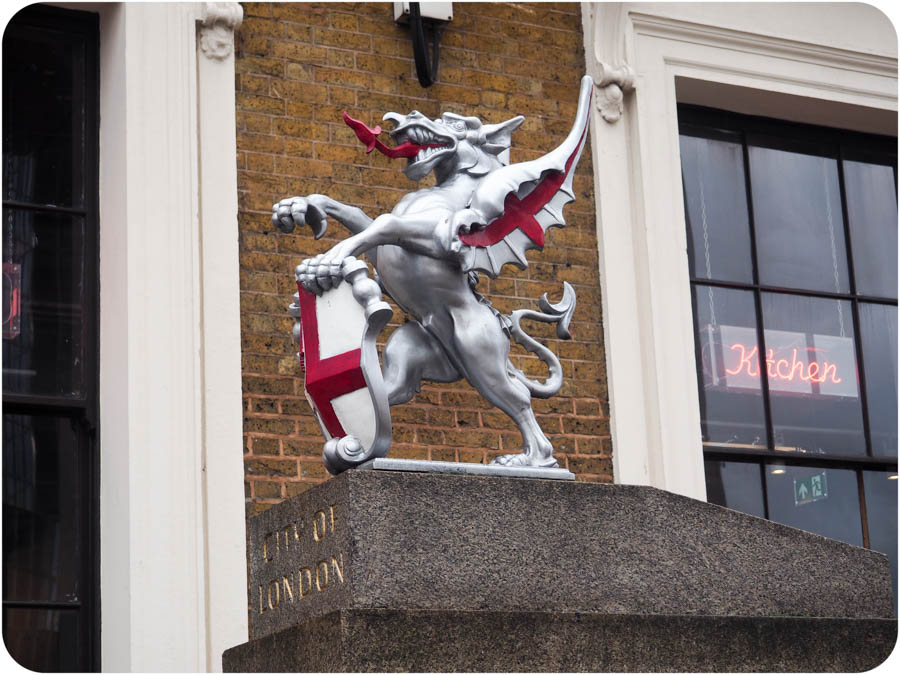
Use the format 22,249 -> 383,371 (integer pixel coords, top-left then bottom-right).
740,132 -> 776,451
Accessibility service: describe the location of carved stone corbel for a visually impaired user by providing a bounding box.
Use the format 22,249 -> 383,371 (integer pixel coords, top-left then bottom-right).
199,2 -> 243,61
583,2 -> 635,123
594,62 -> 635,124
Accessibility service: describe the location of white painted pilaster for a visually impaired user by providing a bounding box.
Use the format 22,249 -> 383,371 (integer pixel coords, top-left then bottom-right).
98,3 -> 246,671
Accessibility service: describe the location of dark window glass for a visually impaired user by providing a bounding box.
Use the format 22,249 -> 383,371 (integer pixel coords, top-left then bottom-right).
693,285 -> 767,447
3,414 -> 82,603
2,209 -> 85,397
765,464 -> 862,546
3,6 -> 98,671
761,293 -> 864,455
859,303 -> 898,458
2,606 -> 82,672
750,146 -> 850,294
844,160 -> 897,299
2,24 -> 84,208
681,106 -> 897,617
863,471 -> 898,611
704,460 -> 765,517
680,134 -> 753,283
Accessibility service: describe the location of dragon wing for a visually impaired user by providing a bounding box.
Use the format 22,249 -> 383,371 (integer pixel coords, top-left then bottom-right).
455,75 -> 594,278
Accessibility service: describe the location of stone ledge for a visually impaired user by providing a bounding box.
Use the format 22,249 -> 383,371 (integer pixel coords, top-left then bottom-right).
245,470 -> 893,639
223,608 -> 898,672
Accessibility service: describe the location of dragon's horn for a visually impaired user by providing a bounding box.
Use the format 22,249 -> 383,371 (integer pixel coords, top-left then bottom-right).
481,115 -> 524,165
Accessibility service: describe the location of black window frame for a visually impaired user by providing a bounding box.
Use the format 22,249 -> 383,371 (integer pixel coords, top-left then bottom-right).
678,104 -> 898,550
2,4 -> 101,671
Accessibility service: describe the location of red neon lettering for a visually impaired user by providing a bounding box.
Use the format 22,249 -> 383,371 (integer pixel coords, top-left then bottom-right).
766,349 -> 777,378
723,342 -> 845,386
806,361 -> 820,383
775,358 -> 791,379
725,344 -> 758,377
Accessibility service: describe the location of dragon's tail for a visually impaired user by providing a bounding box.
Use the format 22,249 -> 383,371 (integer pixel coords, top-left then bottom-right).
507,282 -> 577,398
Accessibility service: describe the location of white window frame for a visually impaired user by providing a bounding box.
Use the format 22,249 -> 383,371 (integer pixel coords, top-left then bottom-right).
582,2 -> 897,500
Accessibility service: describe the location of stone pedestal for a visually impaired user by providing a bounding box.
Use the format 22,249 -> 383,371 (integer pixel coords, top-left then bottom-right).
223,469 -> 895,672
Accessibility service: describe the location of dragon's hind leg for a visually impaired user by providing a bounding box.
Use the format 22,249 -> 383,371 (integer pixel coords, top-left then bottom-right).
383,321 -> 459,405
445,305 -> 557,468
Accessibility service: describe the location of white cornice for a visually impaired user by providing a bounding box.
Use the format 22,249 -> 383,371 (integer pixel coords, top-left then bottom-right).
629,12 -> 897,78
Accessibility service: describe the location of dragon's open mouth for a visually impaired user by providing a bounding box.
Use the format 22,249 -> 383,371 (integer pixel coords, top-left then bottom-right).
343,112 -> 450,161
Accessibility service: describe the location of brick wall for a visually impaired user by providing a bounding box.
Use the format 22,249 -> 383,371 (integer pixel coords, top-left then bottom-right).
236,2 -> 611,515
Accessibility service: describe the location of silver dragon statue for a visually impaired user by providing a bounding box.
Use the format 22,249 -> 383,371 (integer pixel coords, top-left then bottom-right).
273,75 -> 593,474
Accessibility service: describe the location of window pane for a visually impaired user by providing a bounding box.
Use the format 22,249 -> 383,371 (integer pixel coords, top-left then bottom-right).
2,607 -> 83,672
705,460 -> 765,517
680,134 -> 753,283
2,414 -> 81,603
693,286 -> 768,447
2,23 -> 85,208
863,470 -> 898,612
2,208 -> 85,397
844,160 -> 897,299
765,464 -> 862,546
761,293 -> 865,455
750,146 -> 850,293
859,303 -> 898,457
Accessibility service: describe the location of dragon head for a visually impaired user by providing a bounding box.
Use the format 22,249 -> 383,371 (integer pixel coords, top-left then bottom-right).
345,109 -> 524,183
384,110 -> 524,182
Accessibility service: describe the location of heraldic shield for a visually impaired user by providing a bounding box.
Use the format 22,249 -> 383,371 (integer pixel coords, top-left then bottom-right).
290,257 -> 393,475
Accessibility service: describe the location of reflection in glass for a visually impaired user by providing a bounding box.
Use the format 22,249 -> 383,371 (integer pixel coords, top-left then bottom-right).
844,160 -> 897,299
750,146 -> 850,293
2,209 -> 85,397
761,293 -> 865,455
863,471 -> 898,612
765,464 -> 862,546
680,134 -> 753,283
859,303 -> 898,458
2,24 -> 84,208
693,286 -> 768,447
3,607 -> 81,672
2,414 -> 81,603
705,460 -> 765,517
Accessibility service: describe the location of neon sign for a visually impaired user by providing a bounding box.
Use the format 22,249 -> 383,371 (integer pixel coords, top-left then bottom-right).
702,325 -> 858,398
725,344 -> 842,385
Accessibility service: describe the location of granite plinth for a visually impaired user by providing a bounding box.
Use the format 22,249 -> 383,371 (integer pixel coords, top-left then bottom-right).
243,469 -> 892,641
223,609 -> 897,672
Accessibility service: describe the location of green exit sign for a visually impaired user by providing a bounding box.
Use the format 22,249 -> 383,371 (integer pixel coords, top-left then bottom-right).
794,472 -> 828,506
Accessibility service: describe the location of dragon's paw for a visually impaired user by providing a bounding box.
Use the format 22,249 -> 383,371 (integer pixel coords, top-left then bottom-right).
296,254 -> 341,295
273,196 -> 328,237
296,246 -> 355,295
490,453 -> 559,469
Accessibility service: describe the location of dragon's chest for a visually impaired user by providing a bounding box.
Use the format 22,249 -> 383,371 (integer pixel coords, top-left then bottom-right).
374,245 -> 467,320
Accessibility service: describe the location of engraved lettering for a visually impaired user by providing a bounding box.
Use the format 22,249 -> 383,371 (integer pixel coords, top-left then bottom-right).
329,505 -> 336,531
313,510 -> 327,541
330,553 -> 344,584
315,560 -> 329,591
258,584 -> 266,614
299,567 -> 313,598
282,574 -> 295,602
263,532 -> 276,562
267,579 -> 280,610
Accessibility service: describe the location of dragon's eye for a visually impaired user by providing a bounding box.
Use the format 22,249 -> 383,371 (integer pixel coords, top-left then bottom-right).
454,121 -> 464,130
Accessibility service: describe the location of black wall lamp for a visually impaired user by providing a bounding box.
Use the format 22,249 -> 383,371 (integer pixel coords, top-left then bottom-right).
393,2 -> 453,88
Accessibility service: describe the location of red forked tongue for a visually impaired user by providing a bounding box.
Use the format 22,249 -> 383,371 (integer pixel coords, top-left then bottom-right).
343,111 -> 444,160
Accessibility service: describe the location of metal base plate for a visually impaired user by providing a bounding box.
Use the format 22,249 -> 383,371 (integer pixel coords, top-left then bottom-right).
357,457 -> 575,480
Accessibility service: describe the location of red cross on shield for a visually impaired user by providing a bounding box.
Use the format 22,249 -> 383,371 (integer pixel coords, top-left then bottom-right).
295,260 -> 393,473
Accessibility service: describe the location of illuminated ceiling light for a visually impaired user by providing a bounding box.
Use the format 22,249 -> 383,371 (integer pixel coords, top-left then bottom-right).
888,475 -> 898,481
771,468 -> 786,475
